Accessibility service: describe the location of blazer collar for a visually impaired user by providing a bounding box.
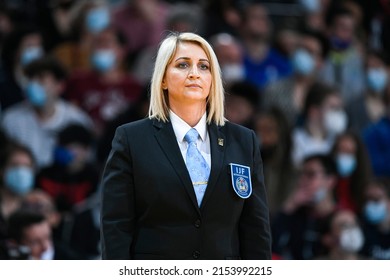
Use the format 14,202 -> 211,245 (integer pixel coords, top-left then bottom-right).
153,119 -> 200,215
200,122 -> 225,210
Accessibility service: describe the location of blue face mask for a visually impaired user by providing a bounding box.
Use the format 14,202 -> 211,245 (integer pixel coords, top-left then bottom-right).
54,146 -> 75,166
85,6 -> 110,33
25,81 -> 47,107
336,153 -> 357,177
364,200 -> 387,224
367,68 -> 388,93
4,166 -> 34,195
91,49 -> 116,72
313,187 -> 327,203
299,0 -> 321,13
20,46 -> 44,66
330,36 -> 352,51
292,49 -> 315,76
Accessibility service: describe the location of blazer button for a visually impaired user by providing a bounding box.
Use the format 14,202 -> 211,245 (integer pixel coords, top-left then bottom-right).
194,219 -> 201,228
192,250 -> 200,259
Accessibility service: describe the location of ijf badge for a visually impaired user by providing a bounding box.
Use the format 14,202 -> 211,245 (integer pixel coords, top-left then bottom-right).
229,163 -> 252,199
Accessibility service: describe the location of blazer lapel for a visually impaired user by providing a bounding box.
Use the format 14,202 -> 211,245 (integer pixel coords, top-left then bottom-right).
153,119 -> 201,215
200,122 -> 226,209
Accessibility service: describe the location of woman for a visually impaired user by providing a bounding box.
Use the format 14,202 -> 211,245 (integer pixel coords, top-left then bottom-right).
100,32 -> 271,260
330,131 -> 372,213
0,142 -> 36,239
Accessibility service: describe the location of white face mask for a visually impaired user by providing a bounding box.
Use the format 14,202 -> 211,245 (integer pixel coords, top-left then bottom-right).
324,109 -> 347,135
221,64 -> 245,83
40,245 -> 54,260
299,0 -> 321,13
336,153 -> 357,177
339,227 -> 364,253
313,187 -> 327,203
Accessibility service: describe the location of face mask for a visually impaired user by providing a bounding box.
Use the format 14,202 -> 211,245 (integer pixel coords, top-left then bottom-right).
299,0 -> 321,13
367,68 -> 388,93
91,49 -> 116,72
20,46 -> 44,66
313,187 -> 327,203
339,227 -> 364,253
364,200 -> 387,224
221,64 -> 245,83
330,36 -> 351,51
54,146 -> 75,166
292,49 -> 315,76
324,109 -> 347,135
336,153 -> 357,177
25,81 -> 47,107
40,245 -> 54,260
4,166 -> 34,196
85,6 -> 110,33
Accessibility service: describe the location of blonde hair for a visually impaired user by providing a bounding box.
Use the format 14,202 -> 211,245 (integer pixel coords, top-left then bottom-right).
148,32 -> 225,126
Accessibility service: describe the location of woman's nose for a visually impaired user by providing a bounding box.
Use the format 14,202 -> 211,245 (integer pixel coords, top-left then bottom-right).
188,65 -> 200,78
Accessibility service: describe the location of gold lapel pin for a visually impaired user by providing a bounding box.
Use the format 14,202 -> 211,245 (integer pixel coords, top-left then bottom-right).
218,138 -> 224,146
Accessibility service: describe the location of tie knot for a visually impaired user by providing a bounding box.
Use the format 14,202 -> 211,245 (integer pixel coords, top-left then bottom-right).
184,128 -> 199,144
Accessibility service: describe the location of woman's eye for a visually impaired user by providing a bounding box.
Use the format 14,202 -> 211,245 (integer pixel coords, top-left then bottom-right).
177,62 -> 189,68
199,64 -> 210,70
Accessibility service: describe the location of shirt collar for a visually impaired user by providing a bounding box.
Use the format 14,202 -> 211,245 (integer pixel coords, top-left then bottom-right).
169,110 -> 207,143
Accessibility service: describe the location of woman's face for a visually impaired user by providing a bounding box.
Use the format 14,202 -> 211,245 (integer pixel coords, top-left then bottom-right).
162,42 -> 212,110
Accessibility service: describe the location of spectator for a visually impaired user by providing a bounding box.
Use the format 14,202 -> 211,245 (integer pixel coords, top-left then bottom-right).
254,107 -> 297,219
363,86 -> 390,177
224,81 -> 259,129
1,56 -> 92,168
2,211 -> 49,259
318,209 -> 365,259
131,2 -> 203,85
210,33 -> 245,86
21,189 -> 83,259
271,155 -> 337,260
36,124 -> 99,212
272,154 -> 338,259
330,131 -> 372,213
111,0 -> 170,56
21,190 -> 62,240
51,0 -> 112,73
347,50 -> 388,133
202,0 -> 241,38
0,26 -> 44,111
238,2 -> 291,89
298,0 -> 332,33
320,7 -> 365,103
65,27 -> 142,136
263,28 -> 330,126
7,210 -> 77,259
0,143 -> 36,223
360,179 -> 390,259
292,82 -> 346,166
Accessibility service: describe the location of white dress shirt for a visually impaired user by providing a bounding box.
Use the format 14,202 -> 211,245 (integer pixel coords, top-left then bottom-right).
169,110 -> 211,168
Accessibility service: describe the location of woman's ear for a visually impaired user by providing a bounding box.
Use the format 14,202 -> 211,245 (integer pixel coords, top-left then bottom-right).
162,79 -> 167,90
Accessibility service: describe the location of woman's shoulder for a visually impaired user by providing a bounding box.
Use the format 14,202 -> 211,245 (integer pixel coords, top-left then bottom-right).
116,118 -> 154,133
222,121 -> 254,136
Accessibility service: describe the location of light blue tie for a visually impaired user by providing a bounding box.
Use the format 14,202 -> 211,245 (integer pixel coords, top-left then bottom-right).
184,128 -> 210,206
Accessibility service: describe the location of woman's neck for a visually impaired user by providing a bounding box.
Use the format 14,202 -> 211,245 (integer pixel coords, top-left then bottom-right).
170,103 -> 206,127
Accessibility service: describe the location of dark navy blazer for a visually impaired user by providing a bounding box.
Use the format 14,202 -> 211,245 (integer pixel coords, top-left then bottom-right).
100,118 -> 271,259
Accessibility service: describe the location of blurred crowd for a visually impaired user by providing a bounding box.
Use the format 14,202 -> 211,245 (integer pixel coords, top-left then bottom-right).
0,0 -> 390,260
